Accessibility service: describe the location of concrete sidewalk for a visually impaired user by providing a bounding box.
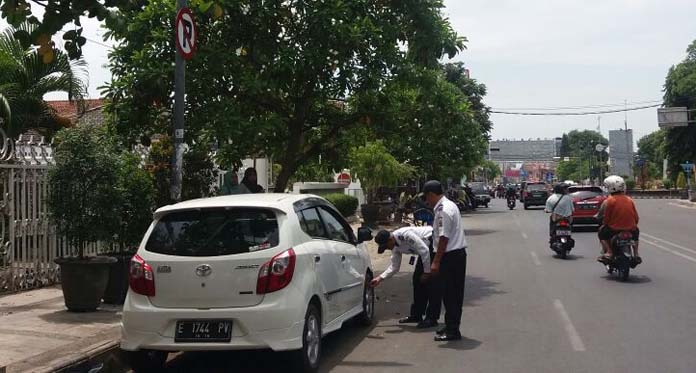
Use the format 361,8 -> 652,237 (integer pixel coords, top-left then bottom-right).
0,287 -> 121,373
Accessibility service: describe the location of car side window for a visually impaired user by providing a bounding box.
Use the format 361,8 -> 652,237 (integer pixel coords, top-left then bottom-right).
299,208 -> 327,239
317,208 -> 351,243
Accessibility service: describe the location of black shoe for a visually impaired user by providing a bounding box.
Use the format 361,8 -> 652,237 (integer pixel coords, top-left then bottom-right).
436,326 -> 447,335
398,316 -> 422,324
434,332 -> 462,341
417,319 -> 439,329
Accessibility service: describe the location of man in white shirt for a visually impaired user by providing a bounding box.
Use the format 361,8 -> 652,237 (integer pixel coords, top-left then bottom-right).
545,183 -> 574,241
370,226 -> 442,328
424,180 -> 468,341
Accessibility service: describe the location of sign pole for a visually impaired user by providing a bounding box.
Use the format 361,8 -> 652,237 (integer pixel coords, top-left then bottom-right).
171,0 -> 189,202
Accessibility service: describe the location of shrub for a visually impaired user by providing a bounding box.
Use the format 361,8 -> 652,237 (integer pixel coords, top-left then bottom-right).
116,153 -> 156,252
48,125 -> 122,258
324,193 -> 359,217
677,172 -> 687,189
663,178 -> 673,190
625,179 -> 636,191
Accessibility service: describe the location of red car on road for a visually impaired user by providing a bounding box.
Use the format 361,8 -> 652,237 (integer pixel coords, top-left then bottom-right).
569,186 -> 607,229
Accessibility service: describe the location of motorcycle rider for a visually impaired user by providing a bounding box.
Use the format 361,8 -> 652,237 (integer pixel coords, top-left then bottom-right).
544,183 -> 574,241
597,175 -> 641,264
504,184 -> 517,201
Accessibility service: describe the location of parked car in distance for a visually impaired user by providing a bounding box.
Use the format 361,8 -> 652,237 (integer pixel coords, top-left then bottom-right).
469,182 -> 491,208
120,194 -> 375,373
569,185 -> 607,230
523,182 -> 549,209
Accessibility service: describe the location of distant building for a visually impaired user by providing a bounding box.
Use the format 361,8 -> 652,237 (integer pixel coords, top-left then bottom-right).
609,129 -> 634,178
489,138 -> 562,182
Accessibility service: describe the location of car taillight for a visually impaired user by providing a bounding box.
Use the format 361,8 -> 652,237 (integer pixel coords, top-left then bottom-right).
524,191 -> 529,198
257,249 -> 296,294
129,254 -> 155,296
619,231 -> 632,240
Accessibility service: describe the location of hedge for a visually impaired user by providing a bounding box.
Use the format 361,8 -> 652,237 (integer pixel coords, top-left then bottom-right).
324,193 -> 359,217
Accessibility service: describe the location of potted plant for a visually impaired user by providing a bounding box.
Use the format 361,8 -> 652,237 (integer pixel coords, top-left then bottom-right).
103,153 -> 156,304
349,141 -> 414,227
48,125 -> 122,312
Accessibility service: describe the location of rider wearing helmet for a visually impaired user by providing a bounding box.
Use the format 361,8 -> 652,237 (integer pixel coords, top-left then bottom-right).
597,175 -> 641,263
545,182 -> 574,240
504,184 -> 517,199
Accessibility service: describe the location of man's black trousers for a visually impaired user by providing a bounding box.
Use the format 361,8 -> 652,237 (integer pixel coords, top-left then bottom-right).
441,248 -> 467,333
411,251 -> 442,321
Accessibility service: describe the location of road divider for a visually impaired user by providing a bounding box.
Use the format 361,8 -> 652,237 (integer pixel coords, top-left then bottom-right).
553,299 -> 586,352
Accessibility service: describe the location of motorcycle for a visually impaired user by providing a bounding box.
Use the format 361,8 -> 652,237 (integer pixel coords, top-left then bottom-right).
507,196 -> 516,210
550,219 -> 574,259
603,231 -> 640,281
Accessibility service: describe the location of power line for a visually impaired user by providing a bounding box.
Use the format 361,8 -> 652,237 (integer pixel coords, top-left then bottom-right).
491,99 -> 662,111
490,103 -> 661,116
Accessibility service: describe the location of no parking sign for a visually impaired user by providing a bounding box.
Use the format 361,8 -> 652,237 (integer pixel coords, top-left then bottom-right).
175,8 -> 197,60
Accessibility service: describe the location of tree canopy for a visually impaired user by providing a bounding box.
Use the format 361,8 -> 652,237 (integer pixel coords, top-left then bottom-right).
102,0 -> 478,192
663,39 -> 696,175
563,129 -> 608,158
0,23 -> 87,138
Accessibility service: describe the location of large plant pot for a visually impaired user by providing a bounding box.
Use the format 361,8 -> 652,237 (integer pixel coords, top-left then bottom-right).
103,254 -> 133,305
361,204 -> 380,228
55,256 -> 117,312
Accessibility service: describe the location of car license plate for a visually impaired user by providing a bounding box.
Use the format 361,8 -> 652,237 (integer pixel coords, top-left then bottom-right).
579,204 -> 596,210
616,240 -> 634,247
532,193 -> 542,197
175,320 -> 232,343
555,229 -> 571,236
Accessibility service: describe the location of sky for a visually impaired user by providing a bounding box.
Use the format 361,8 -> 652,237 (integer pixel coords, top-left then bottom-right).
6,0 -> 696,146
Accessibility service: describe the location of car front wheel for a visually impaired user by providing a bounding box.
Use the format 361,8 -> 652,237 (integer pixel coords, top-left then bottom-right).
357,273 -> 375,326
292,303 -> 322,373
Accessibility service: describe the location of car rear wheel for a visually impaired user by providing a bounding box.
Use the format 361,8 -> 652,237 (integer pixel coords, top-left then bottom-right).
293,303 -> 321,373
524,204 -> 529,210
357,273 -> 375,326
124,349 -> 168,373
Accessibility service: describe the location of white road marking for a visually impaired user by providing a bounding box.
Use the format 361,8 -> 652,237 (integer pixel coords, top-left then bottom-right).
642,233 -> 696,256
514,219 -> 521,227
668,202 -> 696,209
521,232 -> 529,239
530,251 -> 541,266
553,299 -> 586,352
642,239 -> 696,264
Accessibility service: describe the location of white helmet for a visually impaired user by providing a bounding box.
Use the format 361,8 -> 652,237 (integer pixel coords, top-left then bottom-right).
604,175 -> 626,193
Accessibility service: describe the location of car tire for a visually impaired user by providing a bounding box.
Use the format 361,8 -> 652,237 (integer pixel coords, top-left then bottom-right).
124,349 -> 168,373
524,204 -> 529,210
357,273 -> 375,327
292,303 -> 322,373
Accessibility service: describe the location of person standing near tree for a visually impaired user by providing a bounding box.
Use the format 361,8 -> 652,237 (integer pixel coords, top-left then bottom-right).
423,180 -> 468,342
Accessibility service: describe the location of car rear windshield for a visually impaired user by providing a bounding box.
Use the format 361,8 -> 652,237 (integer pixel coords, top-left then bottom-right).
526,184 -> 547,191
470,183 -> 486,193
570,189 -> 603,200
145,208 -> 279,257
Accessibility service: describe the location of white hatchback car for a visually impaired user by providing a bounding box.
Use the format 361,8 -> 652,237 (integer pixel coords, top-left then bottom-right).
120,194 -> 375,372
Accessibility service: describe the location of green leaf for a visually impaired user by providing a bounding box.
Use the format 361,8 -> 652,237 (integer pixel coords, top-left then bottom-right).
198,1 -> 213,13
63,30 -> 77,40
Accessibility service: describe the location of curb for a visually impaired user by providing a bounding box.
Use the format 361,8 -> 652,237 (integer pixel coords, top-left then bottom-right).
6,327 -> 120,373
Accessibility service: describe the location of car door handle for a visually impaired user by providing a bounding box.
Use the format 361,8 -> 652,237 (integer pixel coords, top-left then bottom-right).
341,255 -> 346,262
314,255 -> 321,263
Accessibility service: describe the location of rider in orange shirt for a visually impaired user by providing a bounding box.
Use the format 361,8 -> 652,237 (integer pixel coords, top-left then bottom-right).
597,175 -> 641,263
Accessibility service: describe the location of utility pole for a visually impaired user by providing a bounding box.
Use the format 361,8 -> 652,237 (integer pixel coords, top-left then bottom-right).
171,0 -> 188,201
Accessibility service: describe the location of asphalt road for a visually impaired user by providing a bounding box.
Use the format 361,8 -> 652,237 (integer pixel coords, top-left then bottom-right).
117,198 -> 696,373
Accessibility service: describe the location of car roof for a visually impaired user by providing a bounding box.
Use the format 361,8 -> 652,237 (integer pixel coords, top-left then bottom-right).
154,193 -> 320,217
569,186 -> 603,191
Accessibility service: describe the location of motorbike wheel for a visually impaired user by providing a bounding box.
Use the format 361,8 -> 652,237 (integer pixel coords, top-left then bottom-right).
558,250 -> 567,259
620,267 -> 630,281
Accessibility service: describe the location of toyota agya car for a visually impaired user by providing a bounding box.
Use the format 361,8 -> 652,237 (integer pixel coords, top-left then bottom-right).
120,194 -> 375,372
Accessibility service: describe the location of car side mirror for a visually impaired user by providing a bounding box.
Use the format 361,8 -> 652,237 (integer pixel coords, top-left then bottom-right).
357,227 -> 373,243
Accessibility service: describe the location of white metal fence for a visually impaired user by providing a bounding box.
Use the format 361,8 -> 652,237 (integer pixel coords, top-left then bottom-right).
0,133 -> 103,294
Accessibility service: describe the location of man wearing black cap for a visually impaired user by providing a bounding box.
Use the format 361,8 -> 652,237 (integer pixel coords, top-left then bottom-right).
423,179 -> 468,341
370,226 -> 441,329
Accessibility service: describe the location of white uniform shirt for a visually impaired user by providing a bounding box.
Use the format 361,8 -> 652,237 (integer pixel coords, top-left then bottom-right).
545,193 -> 574,218
433,197 -> 468,252
379,226 -> 433,280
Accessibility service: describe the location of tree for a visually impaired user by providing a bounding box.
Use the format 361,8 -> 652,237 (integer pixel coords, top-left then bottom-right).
663,40 -> 696,176
102,0 -> 465,192
479,160 -> 501,181
637,129 -> 666,166
369,64 -> 489,181
348,141 -> 414,204
560,134 -> 570,158
0,24 -> 87,138
563,130 -> 608,157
